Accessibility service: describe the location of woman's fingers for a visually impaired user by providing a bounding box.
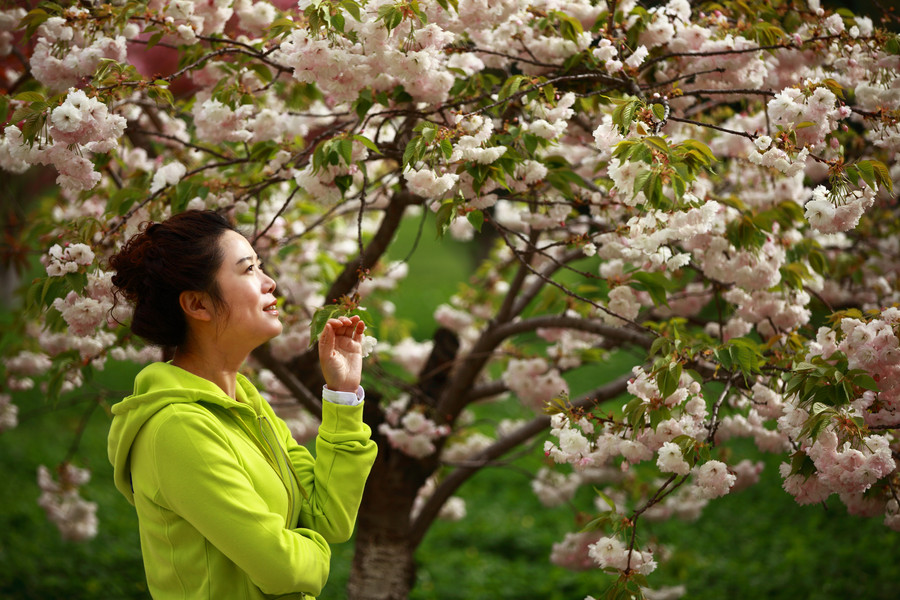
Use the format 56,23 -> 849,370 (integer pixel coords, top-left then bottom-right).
326,315 -> 364,339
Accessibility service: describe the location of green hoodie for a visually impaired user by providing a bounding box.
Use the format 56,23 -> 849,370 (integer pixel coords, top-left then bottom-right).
108,362 -> 377,599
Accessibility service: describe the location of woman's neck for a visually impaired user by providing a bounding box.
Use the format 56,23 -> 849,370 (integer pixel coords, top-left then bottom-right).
171,346 -> 243,399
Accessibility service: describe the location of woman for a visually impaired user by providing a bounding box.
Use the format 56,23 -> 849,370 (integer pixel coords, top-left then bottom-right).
107,210 -> 377,599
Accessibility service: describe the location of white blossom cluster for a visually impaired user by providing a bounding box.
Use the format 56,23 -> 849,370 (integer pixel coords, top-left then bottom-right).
0,393 -> 18,432
37,464 -> 98,542
378,395 -> 451,459
410,475 -> 467,522
3,87 -> 126,192
43,242 -> 94,277
29,12 -> 127,91
502,357 -> 569,412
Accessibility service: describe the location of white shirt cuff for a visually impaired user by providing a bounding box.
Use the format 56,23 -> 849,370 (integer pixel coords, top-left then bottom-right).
322,385 -> 365,406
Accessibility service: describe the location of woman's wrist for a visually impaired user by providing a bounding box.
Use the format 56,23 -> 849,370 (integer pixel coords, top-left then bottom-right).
325,383 -> 360,392
322,385 -> 365,406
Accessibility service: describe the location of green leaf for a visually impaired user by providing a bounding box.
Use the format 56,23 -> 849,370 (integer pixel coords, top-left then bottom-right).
146,30 -> 164,50
543,82 -> 556,104
339,138 -> 354,166
40,276 -> 69,308
246,63 -> 273,84
352,134 -> 380,154
334,174 -> 353,194
870,159 -> 893,194
331,11 -> 345,32
594,488 -> 618,513
853,373 -> 879,391
402,137 -> 424,168
64,272 -> 87,295
790,450 -> 816,478
552,10 -> 584,43
248,141 -> 278,163
622,100 -> 638,132
645,172 -> 664,208
342,0 -> 362,21
649,336 -> 671,357
656,360 -> 682,399
811,401 -> 830,416
649,405 -> 672,429
267,16 -> 298,39
821,78 -> 845,100
435,201 -> 455,238
309,306 -> 340,347
644,135 -> 669,154
630,271 -> 669,307
671,173 -> 686,201
378,4 -> 404,32
672,434 -> 696,457
581,514 -> 614,533
632,169 -> 652,197
844,165 -> 860,187
466,209 -> 484,232
623,397 -> 646,431
678,138 -> 717,164
611,98 -> 640,135
498,75 -> 526,101
856,160 -> 876,190
172,181 -> 194,212
885,35 -> 900,56
13,91 -> 45,103
440,138 -> 453,160
353,89 -> 374,121
21,8 -> 51,38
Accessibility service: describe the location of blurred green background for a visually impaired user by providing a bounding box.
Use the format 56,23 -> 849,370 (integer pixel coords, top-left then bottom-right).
1,213 -> 898,600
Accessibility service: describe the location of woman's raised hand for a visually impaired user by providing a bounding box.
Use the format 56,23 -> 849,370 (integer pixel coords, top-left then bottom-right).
318,315 -> 366,393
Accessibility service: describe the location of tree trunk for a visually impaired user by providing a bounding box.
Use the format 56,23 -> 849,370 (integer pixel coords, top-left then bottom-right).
346,441 -> 434,600
347,526 -> 417,600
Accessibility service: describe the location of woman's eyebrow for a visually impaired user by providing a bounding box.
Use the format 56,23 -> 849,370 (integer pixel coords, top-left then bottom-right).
235,256 -> 256,266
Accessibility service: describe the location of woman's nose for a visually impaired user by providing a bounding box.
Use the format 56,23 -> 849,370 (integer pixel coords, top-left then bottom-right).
262,272 -> 276,293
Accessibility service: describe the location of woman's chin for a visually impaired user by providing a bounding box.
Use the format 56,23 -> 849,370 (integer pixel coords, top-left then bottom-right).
265,322 -> 285,340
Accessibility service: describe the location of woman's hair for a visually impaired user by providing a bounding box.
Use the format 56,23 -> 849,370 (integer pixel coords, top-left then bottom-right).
109,210 -> 237,347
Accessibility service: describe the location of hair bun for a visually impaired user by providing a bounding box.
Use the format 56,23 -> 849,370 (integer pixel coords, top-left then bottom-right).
109,223 -> 156,303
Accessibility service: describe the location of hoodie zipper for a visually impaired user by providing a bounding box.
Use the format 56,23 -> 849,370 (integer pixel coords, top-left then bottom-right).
228,407 -> 308,528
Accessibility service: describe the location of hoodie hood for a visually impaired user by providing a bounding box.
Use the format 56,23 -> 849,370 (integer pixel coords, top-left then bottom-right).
107,362 -> 257,505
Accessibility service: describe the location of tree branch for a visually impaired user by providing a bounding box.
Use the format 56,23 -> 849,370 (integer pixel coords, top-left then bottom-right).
486,314 -> 653,351
285,191 -> 418,377
252,345 -> 323,417
410,372 -> 634,548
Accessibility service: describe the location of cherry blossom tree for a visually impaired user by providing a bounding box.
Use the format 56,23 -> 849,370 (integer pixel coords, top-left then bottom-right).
1,0 -> 899,598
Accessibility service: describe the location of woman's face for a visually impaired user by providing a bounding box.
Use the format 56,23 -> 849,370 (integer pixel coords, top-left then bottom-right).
211,230 -> 282,346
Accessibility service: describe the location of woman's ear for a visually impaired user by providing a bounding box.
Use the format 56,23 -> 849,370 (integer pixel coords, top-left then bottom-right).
179,290 -> 214,322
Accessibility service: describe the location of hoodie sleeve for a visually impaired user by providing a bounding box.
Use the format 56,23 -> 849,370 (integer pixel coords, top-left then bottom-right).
275,400 -> 377,543
133,403 -> 332,597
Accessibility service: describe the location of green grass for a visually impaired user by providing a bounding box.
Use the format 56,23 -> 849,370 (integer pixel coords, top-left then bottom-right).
2,214 -> 899,599
0,362 -> 148,599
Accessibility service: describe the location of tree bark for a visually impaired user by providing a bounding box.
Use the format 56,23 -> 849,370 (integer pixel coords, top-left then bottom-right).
346,446 -> 430,600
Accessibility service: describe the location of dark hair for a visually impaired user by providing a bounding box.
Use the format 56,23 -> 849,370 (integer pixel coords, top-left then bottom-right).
109,210 -> 237,347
